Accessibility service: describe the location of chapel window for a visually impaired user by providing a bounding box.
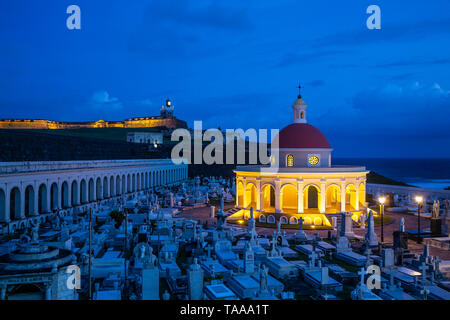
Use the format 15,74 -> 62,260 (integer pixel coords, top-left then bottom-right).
287,154 -> 294,167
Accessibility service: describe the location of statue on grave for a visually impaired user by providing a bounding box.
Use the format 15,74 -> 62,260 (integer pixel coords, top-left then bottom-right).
133,242 -> 157,269
29,219 -> 40,244
61,221 -> 70,241
432,201 -> 440,219
259,265 -> 269,293
399,217 -> 405,232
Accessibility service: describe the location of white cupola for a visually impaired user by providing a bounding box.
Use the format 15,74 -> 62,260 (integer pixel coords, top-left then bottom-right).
292,84 -> 307,124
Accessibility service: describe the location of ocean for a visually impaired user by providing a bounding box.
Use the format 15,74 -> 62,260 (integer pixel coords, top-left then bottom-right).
333,158 -> 450,190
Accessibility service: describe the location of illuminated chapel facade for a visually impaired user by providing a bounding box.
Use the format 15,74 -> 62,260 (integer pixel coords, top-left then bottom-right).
232,92 -> 368,227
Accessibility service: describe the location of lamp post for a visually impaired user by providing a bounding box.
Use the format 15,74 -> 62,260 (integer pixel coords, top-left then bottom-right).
378,196 -> 386,245
415,195 -> 423,244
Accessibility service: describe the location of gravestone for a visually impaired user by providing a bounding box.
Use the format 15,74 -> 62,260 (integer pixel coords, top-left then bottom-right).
244,242 -> 255,274
336,236 -> 351,253
360,213 -> 366,229
295,217 -> 307,242
364,210 -> 378,247
142,247 -> 159,300
321,267 -> 329,286
340,212 -> 356,238
382,248 -> 394,269
331,216 -> 337,230
188,258 -> 204,300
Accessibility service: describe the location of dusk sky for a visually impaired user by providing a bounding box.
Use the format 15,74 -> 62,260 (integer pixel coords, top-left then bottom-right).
1,0 -> 450,158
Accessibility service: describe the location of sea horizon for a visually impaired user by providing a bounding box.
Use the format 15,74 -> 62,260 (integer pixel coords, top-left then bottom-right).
334,158 -> 450,190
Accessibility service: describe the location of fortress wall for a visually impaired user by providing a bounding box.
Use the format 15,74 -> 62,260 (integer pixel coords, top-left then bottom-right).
123,117 -> 181,129
0,117 -> 186,130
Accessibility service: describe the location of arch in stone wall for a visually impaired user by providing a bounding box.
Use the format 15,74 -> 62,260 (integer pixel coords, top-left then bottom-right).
0,188 -> 6,222
110,176 -> 115,197
88,179 -> 95,202
25,185 -> 35,217
50,183 -> 58,211
103,177 -> 108,198
116,175 -> 121,195
10,187 -> 21,220
96,177 -> 102,201
38,184 -> 48,213
61,181 -> 69,208
80,179 -> 88,204
71,180 -> 78,206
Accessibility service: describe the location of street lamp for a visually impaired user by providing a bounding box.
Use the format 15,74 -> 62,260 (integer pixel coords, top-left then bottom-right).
378,196 -> 386,245
415,195 -> 423,244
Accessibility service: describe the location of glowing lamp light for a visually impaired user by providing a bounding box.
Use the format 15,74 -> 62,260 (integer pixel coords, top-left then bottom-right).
415,195 -> 423,204
378,196 -> 386,204
238,220 -> 244,224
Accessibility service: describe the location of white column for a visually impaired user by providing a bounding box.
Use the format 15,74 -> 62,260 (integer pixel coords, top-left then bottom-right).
361,180 -> 366,207
355,181 -> 360,211
340,180 -> 346,212
57,180 -> 62,210
243,180 -> 247,208
46,181 -> 51,212
33,181 -> 39,216
319,179 -> 326,214
4,187 -> 10,222
74,180 -> 80,205
19,185 -> 26,219
68,181 -> 73,207
256,178 -> 261,211
275,179 -> 281,213
297,179 -> 304,214
259,188 -> 264,211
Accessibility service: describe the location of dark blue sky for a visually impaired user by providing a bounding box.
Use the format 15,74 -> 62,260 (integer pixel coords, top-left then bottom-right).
1,0 -> 450,158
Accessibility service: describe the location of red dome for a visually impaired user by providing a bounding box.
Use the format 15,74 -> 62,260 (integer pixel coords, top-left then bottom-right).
276,123 -> 331,149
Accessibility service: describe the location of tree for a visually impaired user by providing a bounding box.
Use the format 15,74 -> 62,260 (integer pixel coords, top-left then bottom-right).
110,210 -> 124,228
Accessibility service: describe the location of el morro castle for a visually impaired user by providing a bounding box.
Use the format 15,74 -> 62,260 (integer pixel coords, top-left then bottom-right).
0,99 -> 187,130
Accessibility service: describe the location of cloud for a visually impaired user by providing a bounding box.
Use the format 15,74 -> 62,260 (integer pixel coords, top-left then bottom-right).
311,19 -> 450,50
90,91 -> 122,110
128,0 -> 251,58
375,58 -> 450,68
321,82 -> 450,139
146,0 -> 251,31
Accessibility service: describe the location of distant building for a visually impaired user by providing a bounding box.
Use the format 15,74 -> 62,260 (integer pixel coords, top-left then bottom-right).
0,99 -> 187,130
127,132 -> 164,145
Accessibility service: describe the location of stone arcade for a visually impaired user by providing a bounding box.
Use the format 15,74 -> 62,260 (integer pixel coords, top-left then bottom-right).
0,159 -> 187,234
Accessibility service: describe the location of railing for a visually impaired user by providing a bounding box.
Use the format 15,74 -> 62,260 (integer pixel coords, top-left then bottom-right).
0,159 -> 178,174
234,165 -> 367,173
